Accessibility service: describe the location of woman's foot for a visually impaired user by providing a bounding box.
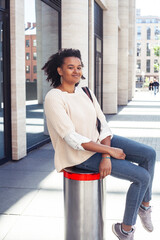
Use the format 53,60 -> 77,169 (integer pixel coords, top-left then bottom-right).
138,206 -> 153,232
112,223 -> 135,240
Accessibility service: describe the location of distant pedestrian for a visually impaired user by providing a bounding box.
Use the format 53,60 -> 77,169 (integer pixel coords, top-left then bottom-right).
43,48 -> 156,240
152,78 -> 159,95
149,80 -> 153,91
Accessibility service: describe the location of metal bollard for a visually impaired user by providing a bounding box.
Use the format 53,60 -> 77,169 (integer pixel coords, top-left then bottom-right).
63,167 -> 106,240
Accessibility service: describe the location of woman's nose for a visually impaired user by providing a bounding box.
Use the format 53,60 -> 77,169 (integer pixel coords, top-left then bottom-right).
73,68 -> 78,73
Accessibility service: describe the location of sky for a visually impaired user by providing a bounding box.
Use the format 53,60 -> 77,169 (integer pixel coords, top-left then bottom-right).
24,0 -> 35,23
136,0 -> 160,16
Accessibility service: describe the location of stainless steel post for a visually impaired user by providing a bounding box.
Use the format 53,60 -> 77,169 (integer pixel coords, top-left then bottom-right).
64,167 -> 106,240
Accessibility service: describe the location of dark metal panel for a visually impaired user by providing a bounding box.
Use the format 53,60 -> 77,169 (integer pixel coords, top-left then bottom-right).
41,0 -> 61,12
94,1 -> 103,38
0,0 -> 11,164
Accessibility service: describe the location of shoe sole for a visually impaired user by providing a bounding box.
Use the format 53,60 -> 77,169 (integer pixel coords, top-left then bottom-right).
112,224 -> 121,240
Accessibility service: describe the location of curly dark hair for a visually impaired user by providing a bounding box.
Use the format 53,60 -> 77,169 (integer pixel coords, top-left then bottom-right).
42,48 -> 85,88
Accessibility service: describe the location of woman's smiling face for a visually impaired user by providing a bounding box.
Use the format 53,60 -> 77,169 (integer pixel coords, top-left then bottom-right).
57,57 -> 83,85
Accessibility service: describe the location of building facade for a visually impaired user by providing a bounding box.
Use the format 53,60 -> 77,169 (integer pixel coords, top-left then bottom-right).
136,9 -> 160,87
0,0 -> 136,164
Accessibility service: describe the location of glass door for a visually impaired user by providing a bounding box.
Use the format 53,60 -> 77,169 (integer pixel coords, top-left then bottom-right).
0,16 -> 4,160
0,9 -> 11,164
25,0 -> 61,151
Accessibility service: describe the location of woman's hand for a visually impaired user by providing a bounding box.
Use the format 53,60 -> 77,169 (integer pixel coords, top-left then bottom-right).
99,157 -> 112,179
109,147 -> 126,159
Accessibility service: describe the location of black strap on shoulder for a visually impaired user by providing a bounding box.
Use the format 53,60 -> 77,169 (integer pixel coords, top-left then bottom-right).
82,87 -> 101,133
82,87 -> 93,102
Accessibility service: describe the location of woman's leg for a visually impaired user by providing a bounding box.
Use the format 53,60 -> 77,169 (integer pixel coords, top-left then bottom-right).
76,153 -> 151,226
76,135 -> 156,226
111,135 -> 156,204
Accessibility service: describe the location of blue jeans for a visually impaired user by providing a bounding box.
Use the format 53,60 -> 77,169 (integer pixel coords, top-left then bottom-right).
153,86 -> 157,95
75,135 -> 156,226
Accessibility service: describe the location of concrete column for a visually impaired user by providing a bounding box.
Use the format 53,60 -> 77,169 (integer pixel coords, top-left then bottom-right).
128,0 -> 136,100
132,0 -> 136,98
10,0 -> 26,159
103,0 -> 118,114
61,0 -> 88,86
118,0 -> 129,105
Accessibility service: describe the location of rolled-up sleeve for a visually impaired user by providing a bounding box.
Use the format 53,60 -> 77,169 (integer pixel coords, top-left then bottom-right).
99,121 -> 113,142
64,131 -> 91,150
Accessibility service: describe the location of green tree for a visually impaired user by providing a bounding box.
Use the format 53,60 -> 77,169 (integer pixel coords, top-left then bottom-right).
154,46 -> 160,71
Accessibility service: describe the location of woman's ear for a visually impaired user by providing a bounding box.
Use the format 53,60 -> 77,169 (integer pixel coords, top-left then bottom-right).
57,67 -> 62,76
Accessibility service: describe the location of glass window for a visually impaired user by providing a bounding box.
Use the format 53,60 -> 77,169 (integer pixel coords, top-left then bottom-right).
26,39 -> 30,47
26,79 -> 30,82
154,59 -> 159,72
146,60 -> 150,73
33,65 -> 37,73
137,42 -> 141,57
24,0 -> 60,149
33,39 -> 36,47
26,65 -> 30,73
0,0 -> 5,8
26,52 -> 30,60
137,60 -> 141,72
146,43 -> 151,56
155,26 -> 160,40
147,27 -> 151,40
136,19 -> 142,23
137,26 -> 141,40
33,52 -> 37,60
146,19 -> 151,23
94,2 -> 103,107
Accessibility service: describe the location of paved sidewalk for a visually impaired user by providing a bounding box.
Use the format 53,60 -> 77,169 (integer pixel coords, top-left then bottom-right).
0,91 -> 160,240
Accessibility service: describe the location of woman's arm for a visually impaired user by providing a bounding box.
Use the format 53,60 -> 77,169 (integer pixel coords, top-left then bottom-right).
81,140 -> 125,159
99,136 -> 112,178
82,136 -> 126,179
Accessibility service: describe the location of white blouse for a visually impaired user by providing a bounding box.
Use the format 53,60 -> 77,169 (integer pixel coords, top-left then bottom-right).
44,86 -> 113,172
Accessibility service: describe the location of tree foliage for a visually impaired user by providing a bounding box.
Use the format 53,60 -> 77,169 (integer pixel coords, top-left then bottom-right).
154,46 -> 160,71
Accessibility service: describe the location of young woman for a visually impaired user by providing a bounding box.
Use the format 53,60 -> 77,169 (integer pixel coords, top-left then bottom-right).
43,48 -> 156,240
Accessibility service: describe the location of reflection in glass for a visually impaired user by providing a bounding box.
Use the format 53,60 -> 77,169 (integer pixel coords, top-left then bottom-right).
0,20 -> 4,159
95,37 -> 102,107
25,0 -> 59,149
147,27 -> 151,40
146,59 -> 150,73
137,42 -> 141,57
146,43 -> 150,56
0,0 -> 5,9
137,26 -> 141,40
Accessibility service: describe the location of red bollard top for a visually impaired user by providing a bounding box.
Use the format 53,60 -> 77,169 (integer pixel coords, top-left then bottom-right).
63,168 -> 100,181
